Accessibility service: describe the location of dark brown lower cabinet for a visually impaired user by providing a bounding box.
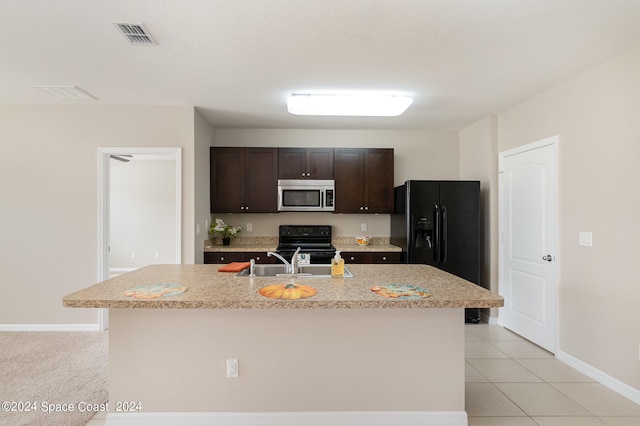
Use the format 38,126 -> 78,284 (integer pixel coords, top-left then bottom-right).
204,252 -> 277,264
341,252 -> 401,264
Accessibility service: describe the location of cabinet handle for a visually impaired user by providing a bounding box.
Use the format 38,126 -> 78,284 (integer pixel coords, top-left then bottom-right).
365,206 -> 369,210
245,206 -> 249,210
350,256 -> 355,261
256,256 -> 261,261
240,206 -> 245,210
382,256 -> 387,261
220,256 -> 225,261
360,206 -> 364,210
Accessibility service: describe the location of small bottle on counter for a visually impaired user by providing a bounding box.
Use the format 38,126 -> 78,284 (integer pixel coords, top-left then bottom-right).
331,251 -> 344,278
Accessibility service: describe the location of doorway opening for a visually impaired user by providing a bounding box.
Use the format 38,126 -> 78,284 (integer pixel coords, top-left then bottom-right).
97,147 -> 182,330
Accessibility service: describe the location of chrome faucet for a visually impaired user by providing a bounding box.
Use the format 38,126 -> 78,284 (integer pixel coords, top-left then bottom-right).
290,247 -> 301,274
267,251 -> 292,273
249,258 -> 256,277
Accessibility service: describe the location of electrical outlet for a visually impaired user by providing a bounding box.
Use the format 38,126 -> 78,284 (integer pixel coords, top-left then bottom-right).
361,223 -> 367,232
131,252 -> 136,259
155,251 -> 160,258
196,223 -> 200,235
226,359 -> 239,378
246,223 -> 253,232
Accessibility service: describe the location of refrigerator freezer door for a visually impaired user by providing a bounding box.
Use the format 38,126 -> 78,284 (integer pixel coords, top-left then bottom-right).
406,181 -> 439,265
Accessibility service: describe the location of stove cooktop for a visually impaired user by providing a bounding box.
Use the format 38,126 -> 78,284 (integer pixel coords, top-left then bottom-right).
276,225 -> 335,260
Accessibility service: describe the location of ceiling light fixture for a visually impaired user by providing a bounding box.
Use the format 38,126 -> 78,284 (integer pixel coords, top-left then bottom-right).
35,86 -> 98,101
287,92 -> 413,117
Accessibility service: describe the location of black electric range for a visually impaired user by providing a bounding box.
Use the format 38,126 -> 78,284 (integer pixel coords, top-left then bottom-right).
276,225 -> 336,264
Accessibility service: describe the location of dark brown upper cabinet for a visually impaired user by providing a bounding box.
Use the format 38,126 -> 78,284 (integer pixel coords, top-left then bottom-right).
210,147 -> 278,213
334,148 -> 394,214
278,148 -> 334,179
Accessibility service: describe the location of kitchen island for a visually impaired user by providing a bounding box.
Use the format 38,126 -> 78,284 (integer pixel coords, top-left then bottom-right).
64,264 -> 503,426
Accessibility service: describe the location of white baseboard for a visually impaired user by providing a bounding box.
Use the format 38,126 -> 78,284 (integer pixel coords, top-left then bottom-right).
0,323 -> 100,332
557,350 -> 640,405
106,411 -> 468,426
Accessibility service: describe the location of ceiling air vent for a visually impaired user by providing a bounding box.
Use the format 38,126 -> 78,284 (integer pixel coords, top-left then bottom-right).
113,22 -> 158,46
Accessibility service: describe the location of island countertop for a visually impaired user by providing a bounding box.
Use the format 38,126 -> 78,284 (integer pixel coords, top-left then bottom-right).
63,264 -> 503,310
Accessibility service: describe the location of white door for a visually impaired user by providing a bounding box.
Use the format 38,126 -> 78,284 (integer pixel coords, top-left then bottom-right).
499,137 -> 558,353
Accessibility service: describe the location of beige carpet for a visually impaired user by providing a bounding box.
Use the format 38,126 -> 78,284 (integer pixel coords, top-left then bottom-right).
0,331 -> 108,426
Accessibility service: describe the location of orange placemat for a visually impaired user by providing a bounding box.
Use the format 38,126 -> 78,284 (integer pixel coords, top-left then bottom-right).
217,262 -> 252,272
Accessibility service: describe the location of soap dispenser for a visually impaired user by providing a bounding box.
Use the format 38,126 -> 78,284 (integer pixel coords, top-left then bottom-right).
331,251 -> 345,278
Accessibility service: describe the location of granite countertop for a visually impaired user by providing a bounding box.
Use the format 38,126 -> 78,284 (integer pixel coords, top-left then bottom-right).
63,264 -> 503,310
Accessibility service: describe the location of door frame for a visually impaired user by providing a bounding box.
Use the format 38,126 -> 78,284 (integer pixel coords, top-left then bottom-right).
97,147 -> 182,330
498,136 -> 559,352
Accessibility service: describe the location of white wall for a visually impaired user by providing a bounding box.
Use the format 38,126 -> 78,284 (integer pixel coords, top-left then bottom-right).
0,105 -> 195,326
212,129 -> 459,237
462,47 -> 640,391
193,109 -> 215,263
459,115 -> 499,318
109,158 -> 177,269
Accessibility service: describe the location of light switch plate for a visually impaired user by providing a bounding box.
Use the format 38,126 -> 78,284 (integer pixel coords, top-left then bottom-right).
579,231 -> 593,247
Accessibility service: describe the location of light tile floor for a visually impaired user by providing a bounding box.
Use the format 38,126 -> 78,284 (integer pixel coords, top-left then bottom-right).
85,324 -> 640,425
466,324 -> 640,425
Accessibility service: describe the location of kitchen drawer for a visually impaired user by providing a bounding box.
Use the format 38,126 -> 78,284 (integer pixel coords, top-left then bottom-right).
342,252 -> 371,264
342,251 -> 401,264
370,252 -> 401,263
204,252 -> 276,264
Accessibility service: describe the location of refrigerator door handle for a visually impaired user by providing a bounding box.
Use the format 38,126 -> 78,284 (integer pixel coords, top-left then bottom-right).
434,204 -> 441,263
442,205 -> 448,263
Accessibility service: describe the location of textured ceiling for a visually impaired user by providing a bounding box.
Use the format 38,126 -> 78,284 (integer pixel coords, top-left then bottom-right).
2,0 -> 640,130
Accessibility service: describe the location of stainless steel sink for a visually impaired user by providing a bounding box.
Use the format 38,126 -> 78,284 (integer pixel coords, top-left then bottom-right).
236,264 -> 353,278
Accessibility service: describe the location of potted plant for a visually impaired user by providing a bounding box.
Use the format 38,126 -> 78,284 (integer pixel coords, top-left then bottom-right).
210,218 -> 242,246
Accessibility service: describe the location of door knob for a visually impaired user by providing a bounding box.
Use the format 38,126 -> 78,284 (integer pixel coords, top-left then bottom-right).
542,255 -> 553,262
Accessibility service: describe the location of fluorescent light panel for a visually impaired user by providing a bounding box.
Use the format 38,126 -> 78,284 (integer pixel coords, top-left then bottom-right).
287,93 -> 413,117
36,86 -> 97,101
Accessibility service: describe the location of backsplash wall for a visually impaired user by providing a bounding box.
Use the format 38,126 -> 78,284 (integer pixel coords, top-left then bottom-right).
209,212 -> 390,238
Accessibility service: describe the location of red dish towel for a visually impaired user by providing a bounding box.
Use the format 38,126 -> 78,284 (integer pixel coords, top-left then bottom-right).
217,262 -> 252,272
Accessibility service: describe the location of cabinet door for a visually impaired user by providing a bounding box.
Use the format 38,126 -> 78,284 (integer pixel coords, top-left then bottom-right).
307,148 -> 334,179
245,148 -> 278,213
334,148 -> 365,213
278,148 -> 334,179
363,148 -> 394,213
278,148 -> 306,179
210,148 -> 245,213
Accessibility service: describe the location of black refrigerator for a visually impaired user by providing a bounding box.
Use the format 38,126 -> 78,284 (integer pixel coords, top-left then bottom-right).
390,180 -> 481,323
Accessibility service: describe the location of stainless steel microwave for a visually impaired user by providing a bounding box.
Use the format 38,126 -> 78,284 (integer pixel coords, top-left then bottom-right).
277,179 -> 335,212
